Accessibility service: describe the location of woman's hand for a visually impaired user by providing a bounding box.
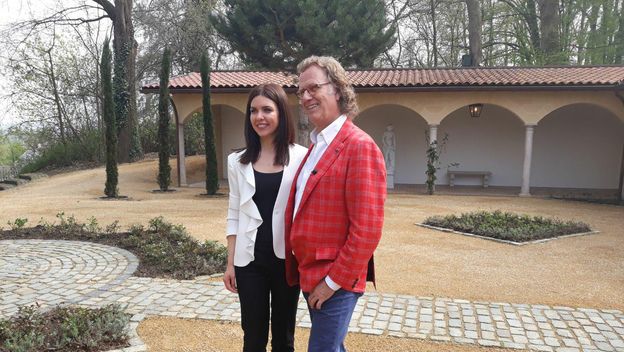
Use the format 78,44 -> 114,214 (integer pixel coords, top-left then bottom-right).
223,235 -> 237,293
223,264 -> 237,293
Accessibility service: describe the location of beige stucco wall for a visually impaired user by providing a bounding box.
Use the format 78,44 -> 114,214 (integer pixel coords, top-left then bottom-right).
170,89 -> 624,190
531,104 -> 624,188
173,89 -> 624,126
357,90 -> 624,125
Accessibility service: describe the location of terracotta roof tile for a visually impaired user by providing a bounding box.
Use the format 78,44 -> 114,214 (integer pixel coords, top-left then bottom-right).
141,66 -> 624,91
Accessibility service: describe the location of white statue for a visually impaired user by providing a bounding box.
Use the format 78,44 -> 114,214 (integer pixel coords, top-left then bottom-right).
297,108 -> 311,147
382,124 -> 396,173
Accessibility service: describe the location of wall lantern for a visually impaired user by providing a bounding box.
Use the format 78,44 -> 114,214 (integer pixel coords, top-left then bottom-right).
468,103 -> 483,118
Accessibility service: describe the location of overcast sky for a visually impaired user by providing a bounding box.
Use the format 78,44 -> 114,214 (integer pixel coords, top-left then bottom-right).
0,1 -> 18,131
0,0 -> 38,131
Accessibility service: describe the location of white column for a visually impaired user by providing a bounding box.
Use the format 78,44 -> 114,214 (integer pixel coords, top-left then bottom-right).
427,124 -> 439,192
429,124 -> 439,143
520,124 -> 536,196
177,122 -> 187,187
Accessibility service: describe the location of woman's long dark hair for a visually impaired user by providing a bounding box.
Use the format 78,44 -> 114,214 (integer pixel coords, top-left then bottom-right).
238,83 -> 295,166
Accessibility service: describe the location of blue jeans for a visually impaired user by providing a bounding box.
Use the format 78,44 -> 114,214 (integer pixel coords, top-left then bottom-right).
303,289 -> 362,352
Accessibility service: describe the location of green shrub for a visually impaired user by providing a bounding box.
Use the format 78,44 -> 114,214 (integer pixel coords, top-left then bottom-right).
138,112 -> 177,155
0,304 -> 129,352
7,218 -> 28,231
423,210 -> 591,242
0,137 -> 26,166
20,132 -> 102,174
102,38 -> 119,198
157,47 -> 172,192
183,113 -> 206,155
201,52 -> 219,195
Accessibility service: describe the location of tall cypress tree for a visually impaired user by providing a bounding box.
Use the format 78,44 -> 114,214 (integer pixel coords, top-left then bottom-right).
101,38 -> 118,198
157,47 -> 172,191
212,0 -> 396,70
201,52 -> 219,195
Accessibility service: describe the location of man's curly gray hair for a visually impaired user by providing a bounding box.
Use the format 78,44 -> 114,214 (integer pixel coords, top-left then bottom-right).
297,56 -> 359,118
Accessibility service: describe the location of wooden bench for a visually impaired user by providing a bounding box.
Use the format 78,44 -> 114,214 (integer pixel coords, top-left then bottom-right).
448,170 -> 492,188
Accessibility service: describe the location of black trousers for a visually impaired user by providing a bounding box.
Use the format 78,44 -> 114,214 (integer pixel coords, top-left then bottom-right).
235,255 -> 300,352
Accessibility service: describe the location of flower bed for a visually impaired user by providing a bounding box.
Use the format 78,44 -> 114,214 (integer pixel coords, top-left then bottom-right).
423,210 -> 592,243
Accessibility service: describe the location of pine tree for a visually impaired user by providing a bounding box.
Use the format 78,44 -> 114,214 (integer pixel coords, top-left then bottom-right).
212,0 -> 396,70
201,52 -> 219,194
101,38 -> 118,198
157,47 -> 172,191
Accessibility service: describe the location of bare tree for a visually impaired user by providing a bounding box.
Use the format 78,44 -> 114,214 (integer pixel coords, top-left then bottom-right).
93,0 -> 141,162
134,0 -> 239,79
12,0 -> 142,162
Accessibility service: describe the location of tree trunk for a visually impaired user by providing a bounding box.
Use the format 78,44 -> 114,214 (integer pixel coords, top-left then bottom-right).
615,1 -> 624,63
94,0 -> 140,163
586,3 -> 601,64
525,0 -> 541,53
430,0 -> 438,66
465,0 -> 482,66
577,1 -> 588,64
486,0 -> 495,66
46,48 -> 66,146
600,0 -> 617,63
537,0 -> 562,64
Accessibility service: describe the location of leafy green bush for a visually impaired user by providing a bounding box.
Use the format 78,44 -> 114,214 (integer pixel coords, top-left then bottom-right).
20,132 -> 102,174
423,210 -> 591,242
183,113 -> 206,155
0,136 -> 26,166
0,304 -> 129,352
138,112 -> 176,155
7,218 -> 28,230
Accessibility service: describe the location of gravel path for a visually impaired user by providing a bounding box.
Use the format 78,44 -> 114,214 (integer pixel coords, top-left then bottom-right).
1,157 -> 622,351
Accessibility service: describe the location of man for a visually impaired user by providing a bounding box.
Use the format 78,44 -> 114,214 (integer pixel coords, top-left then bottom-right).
285,56 -> 386,352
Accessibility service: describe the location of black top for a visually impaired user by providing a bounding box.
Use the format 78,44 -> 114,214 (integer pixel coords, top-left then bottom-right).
252,169 -> 283,263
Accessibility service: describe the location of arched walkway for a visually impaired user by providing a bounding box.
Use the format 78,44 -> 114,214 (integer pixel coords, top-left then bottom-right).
356,104 -> 428,185
532,104 -> 624,194
438,104 -> 525,187
215,105 -> 245,179
172,103 -> 245,186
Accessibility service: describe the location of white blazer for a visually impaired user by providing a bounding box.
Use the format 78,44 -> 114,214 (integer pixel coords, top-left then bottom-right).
226,144 -> 308,267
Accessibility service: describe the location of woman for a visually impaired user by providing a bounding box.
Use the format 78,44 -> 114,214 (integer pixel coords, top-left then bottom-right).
224,83 -> 307,352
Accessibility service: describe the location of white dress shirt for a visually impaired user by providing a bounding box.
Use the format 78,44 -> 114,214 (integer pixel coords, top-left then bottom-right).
293,114 -> 347,291
294,114 -> 347,216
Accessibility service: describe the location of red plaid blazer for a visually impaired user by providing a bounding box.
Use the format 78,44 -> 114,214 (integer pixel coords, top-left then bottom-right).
285,119 -> 386,293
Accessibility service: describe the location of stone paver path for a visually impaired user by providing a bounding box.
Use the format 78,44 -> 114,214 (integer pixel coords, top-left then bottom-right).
1,240 -> 623,352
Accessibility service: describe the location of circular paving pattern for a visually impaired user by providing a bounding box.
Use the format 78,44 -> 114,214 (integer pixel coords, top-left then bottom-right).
0,240 -> 138,314
1,240 -> 623,351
